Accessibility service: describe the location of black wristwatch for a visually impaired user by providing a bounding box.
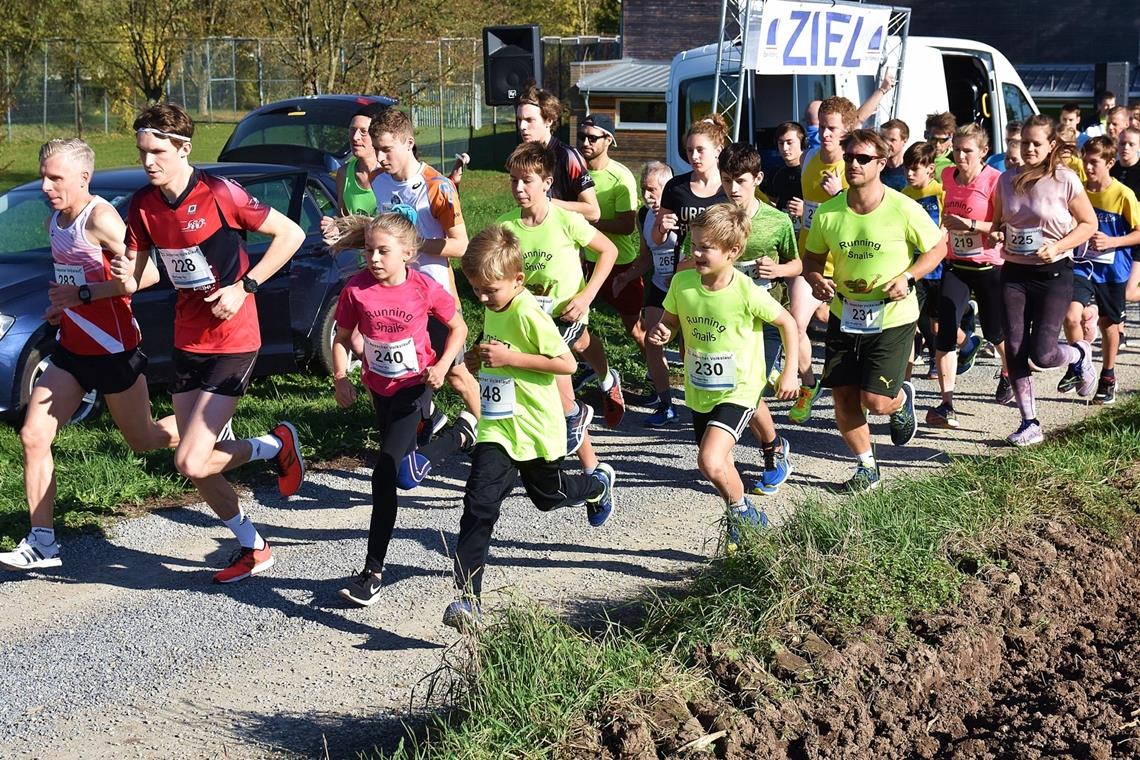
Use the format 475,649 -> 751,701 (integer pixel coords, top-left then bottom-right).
904,272 -> 916,289
241,275 -> 260,294
78,285 -> 92,305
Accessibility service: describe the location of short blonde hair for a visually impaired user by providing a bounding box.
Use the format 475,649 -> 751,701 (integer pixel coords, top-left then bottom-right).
330,211 -> 421,261
39,138 -> 95,173
461,225 -> 523,283
688,203 -> 750,253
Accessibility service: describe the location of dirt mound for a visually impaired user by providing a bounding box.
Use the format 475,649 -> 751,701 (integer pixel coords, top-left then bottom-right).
562,517 -> 1140,759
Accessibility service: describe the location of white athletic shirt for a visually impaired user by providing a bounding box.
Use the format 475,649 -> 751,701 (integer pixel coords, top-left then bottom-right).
371,162 -> 463,291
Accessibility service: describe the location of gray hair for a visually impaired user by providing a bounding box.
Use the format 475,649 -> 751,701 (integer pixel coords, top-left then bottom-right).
39,138 -> 95,173
639,160 -> 673,186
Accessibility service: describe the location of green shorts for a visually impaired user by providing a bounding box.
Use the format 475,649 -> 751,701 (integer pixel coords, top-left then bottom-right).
821,315 -> 916,398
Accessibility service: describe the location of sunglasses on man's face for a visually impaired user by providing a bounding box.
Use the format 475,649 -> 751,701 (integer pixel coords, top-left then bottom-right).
843,152 -> 881,165
578,132 -> 606,143
927,133 -> 952,142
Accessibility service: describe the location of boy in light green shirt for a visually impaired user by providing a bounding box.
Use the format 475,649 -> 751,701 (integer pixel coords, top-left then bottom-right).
443,225 -> 617,631
649,203 -> 800,552
718,142 -> 802,498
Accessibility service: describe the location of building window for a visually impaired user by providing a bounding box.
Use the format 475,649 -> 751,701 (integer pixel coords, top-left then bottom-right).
616,99 -> 667,131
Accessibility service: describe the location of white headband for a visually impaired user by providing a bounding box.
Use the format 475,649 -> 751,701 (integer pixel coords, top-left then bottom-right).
136,127 -> 191,143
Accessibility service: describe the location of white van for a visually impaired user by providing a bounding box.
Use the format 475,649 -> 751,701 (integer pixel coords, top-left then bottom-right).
665,35 -> 1039,172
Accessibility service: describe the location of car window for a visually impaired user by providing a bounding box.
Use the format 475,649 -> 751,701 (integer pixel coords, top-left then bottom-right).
229,115 -> 347,156
0,189 -> 52,255
1003,83 -> 1034,124
305,179 -> 337,232
243,176 -> 296,246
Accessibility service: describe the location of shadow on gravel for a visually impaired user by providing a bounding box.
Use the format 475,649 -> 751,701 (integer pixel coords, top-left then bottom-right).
230,706 -> 432,759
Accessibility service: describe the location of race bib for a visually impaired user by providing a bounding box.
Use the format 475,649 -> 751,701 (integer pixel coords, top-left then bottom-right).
479,373 -> 515,419
840,298 -> 885,334
652,248 -> 675,277
363,335 -> 419,379
950,230 -> 983,257
802,201 -> 820,230
686,349 -> 736,391
158,246 -> 215,289
534,295 -> 555,315
53,263 -> 87,287
789,213 -> 802,233
1005,226 -> 1043,256
735,260 -> 771,290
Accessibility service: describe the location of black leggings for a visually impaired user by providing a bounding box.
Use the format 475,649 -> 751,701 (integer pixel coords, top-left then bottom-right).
936,263 -> 1005,351
367,384 -> 431,571
1000,260 -> 1079,381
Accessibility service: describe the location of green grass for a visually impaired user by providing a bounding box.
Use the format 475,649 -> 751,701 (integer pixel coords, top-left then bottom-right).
377,395 -> 1140,760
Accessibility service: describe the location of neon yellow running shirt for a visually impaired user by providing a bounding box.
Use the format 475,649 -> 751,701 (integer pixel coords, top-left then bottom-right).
497,205 -> 593,322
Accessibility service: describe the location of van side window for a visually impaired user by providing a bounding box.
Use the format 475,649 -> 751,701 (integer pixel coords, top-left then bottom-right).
1002,83 -> 1034,123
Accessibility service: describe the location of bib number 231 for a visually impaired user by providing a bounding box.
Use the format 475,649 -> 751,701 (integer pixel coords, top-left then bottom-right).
840,299 -> 885,334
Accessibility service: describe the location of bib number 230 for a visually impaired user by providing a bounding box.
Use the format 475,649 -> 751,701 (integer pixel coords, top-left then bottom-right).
687,350 -> 736,391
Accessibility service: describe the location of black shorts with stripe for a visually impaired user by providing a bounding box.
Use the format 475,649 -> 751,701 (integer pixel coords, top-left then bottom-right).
691,402 -> 753,445
51,345 -> 147,396
170,348 -> 258,397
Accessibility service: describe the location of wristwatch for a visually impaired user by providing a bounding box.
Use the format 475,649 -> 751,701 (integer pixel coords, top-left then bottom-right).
969,218 -> 977,232
904,272 -> 916,289
78,285 -> 92,305
241,275 -> 260,294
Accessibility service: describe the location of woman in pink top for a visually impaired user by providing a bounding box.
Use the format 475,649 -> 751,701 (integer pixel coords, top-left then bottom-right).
927,124 -> 1009,429
991,115 -> 1097,446
329,210 -> 468,607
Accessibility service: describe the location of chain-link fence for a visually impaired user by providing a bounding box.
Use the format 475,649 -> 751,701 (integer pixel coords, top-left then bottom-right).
1,35 -> 620,170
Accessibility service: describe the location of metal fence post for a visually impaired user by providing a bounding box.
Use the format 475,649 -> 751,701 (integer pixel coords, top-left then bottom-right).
257,39 -> 264,106
42,44 -> 48,138
6,50 -> 12,141
74,41 -> 82,137
437,40 -> 445,169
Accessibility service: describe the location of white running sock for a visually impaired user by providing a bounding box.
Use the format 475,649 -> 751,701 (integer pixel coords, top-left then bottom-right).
727,498 -> 747,512
223,510 -> 265,550
31,527 -> 56,546
855,450 -> 876,469
599,370 -> 615,392
247,434 -> 283,462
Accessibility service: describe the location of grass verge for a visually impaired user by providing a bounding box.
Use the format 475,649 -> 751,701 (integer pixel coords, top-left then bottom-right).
376,394 -> 1140,760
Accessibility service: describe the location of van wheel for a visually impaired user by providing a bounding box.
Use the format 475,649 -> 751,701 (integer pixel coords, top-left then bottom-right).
18,346 -> 101,425
312,296 -> 360,376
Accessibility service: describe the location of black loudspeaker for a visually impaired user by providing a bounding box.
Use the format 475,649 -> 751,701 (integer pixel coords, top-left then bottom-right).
483,25 -> 541,107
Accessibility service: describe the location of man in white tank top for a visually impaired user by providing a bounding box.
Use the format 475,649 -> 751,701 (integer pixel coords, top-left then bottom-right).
0,139 -> 179,572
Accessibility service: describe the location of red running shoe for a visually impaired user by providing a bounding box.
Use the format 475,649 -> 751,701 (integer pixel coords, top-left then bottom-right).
601,370 -> 625,428
214,542 -> 274,584
271,421 -> 306,497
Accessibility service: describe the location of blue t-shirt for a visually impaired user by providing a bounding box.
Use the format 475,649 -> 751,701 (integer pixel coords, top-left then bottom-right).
881,164 -> 908,192
986,153 -> 1006,172
1077,180 -> 1140,284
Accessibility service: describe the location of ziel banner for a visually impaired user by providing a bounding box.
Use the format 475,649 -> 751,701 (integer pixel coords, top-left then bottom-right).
743,0 -> 890,76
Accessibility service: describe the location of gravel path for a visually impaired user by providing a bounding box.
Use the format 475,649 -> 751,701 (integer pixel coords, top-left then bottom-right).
1,335 -> 1137,759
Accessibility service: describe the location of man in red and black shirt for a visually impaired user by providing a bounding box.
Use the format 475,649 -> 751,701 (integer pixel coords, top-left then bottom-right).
515,83 -> 600,222
127,103 -> 306,584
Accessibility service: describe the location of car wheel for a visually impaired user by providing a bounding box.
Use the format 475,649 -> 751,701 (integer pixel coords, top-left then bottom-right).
19,345 -> 101,425
312,295 -> 360,376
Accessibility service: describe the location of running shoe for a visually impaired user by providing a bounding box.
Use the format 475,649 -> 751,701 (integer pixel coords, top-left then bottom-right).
0,532 -> 61,571
926,363 -> 940,381
1006,419 -> 1044,447
601,370 -> 625,428
214,542 -> 274,583
339,569 -> 384,607
417,404 -> 449,448
925,401 -> 959,429
995,372 -> 1014,405
396,450 -> 432,490
753,437 -> 792,495
844,464 -> 881,493
270,421 -> 306,497
978,341 -> 997,359
442,599 -> 482,631
585,463 -> 616,527
571,363 -> 598,392
644,404 -> 678,428
725,497 -> 770,553
566,400 -> 594,456
888,380 -> 917,446
788,380 -> 822,424
962,298 -> 978,336
1120,329 -> 1129,347
956,335 -> 983,376
454,411 -> 478,453
633,389 -> 663,407
1056,365 -> 1081,394
1093,376 -> 1117,405
1074,340 -> 1096,397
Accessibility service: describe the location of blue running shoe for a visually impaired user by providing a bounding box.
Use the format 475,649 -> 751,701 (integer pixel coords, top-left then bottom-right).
844,463 -> 881,493
396,450 -> 431,490
725,497 -> 770,553
566,400 -> 594,456
753,436 -> 792,495
442,599 -> 481,631
644,404 -> 678,428
572,363 -> 598,392
585,463 -> 616,527
956,334 -> 983,376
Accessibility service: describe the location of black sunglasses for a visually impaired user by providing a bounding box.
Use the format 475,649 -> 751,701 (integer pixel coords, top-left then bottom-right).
843,152 -> 882,165
578,132 -> 606,143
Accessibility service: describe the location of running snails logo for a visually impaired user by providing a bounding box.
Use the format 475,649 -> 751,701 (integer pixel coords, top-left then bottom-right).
526,282 -> 555,298
843,275 -> 881,294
